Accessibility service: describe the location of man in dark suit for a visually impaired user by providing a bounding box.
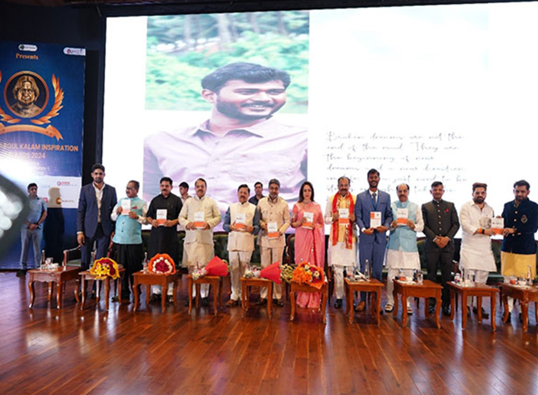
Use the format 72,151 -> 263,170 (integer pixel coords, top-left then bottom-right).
355,169 -> 392,312
422,181 -> 460,315
77,164 -> 117,270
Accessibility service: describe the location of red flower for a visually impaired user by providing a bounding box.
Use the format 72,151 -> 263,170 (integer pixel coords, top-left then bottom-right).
445,208 -> 449,213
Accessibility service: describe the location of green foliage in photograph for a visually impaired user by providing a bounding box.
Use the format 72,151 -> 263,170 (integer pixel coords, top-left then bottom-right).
145,11 -> 309,113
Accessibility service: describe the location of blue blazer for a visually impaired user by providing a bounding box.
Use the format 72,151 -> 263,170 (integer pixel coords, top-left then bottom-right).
355,189 -> 392,245
77,183 -> 117,238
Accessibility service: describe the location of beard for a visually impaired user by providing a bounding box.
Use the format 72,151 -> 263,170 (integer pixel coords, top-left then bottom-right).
216,100 -> 284,121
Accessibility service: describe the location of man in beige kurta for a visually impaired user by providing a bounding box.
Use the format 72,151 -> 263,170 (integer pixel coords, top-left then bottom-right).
179,178 -> 221,303
257,179 -> 290,306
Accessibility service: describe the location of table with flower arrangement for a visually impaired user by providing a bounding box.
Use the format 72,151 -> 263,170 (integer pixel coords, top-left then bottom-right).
289,262 -> 328,323
240,276 -> 274,318
133,253 -> 179,313
78,258 -> 125,311
187,274 -> 223,315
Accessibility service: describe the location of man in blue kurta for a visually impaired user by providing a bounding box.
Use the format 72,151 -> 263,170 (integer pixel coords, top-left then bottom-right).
355,169 -> 392,312
111,180 -> 147,301
18,183 -> 48,276
501,180 -> 538,320
385,183 -> 424,314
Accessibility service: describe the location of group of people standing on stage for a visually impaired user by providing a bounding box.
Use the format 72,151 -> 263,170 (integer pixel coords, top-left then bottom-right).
20,163 -> 538,321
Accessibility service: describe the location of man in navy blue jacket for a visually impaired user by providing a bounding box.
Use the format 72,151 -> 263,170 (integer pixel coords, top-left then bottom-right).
77,164 -> 117,270
355,169 -> 392,312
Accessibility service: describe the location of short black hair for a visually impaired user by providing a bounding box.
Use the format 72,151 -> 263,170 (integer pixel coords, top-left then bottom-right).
27,183 -> 37,190
396,184 -> 410,192
268,178 -> 280,188
238,184 -> 250,193
91,163 -> 105,173
514,180 -> 530,190
128,180 -> 140,190
179,182 -> 189,189
431,181 -> 443,188
201,62 -> 291,93
196,178 -> 207,187
367,169 -> 379,178
160,177 -> 173,185
254,181 -> 263,188
472,182 -> 487,192
337,176 -> 350,185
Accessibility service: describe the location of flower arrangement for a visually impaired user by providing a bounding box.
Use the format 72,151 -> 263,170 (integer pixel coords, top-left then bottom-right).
281,264 -> 295,284
292,262 -> 325,289
191,267 -> 207,280
148,253 -> 176,275
244,267 -> 261,279
90,257 -> 120,280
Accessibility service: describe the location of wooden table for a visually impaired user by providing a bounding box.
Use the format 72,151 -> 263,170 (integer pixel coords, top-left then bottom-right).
132,271 -> 179,313
187,275 -> 223,316
78,268 -> 126,310
28,266 -> 82,309
240,277 -> 273,318
393,279 -> 443,328
501,283 -> 538,333
344,278 -> 384,325
448,282 -> 499,331
289,281 -> 328,323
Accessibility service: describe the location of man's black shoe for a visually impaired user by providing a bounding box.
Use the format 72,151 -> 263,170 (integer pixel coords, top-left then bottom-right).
16,269 -> 27,277
473,306 -> 489,319
519,313 -> 523,323
505,312 -> 511,322
258,298 -> 267,305
185,298 -> 190,307
428,305 -> 435,315
442,306 -> 451,316
334,299 -> 343,309
201,297 -> 209,307
167,295 -> 174,304
149,294 -> 161,303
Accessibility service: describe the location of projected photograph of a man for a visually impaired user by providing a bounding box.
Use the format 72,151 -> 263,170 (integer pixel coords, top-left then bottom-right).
142,11 -> 309,212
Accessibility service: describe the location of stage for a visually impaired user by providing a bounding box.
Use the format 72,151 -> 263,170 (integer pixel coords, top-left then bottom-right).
0,271 -> 537,395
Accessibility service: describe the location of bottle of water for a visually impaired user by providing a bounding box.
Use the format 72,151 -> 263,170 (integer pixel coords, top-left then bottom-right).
143,252 -> 148,273
417,270 -> 424,285
364,259 -> 371,281
527,265 -> 533,286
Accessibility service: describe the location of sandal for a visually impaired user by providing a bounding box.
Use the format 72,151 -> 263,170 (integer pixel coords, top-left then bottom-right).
407,306 -> 413,315
385,303 -> 394,313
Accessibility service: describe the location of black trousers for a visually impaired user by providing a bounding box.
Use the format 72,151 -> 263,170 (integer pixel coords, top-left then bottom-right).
115,243 -> 144,296
426,246 -> 454,307
81,224 -> 109,270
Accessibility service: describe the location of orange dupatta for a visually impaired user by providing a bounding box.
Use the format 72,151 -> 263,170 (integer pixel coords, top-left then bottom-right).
331,193 -> 354,249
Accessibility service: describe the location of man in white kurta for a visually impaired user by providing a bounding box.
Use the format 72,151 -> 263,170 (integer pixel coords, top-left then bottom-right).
179,178 -> 221,302
459,182 -> 496,318
385,184 -> 424,313
257,179 -> 290,305
324,177 -> 357,309
223,184 -> 260,306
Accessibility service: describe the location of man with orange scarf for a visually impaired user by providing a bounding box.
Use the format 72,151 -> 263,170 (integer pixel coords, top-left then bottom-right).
324,176 -> 357,309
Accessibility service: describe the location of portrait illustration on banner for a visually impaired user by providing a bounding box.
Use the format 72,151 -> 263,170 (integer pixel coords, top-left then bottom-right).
0,70 -> 64,140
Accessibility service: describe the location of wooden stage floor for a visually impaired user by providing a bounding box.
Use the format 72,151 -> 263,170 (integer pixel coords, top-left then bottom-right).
1,271 -> 538,395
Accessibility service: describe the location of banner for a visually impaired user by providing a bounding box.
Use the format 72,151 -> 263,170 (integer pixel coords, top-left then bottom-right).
0,42 -> 85,268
